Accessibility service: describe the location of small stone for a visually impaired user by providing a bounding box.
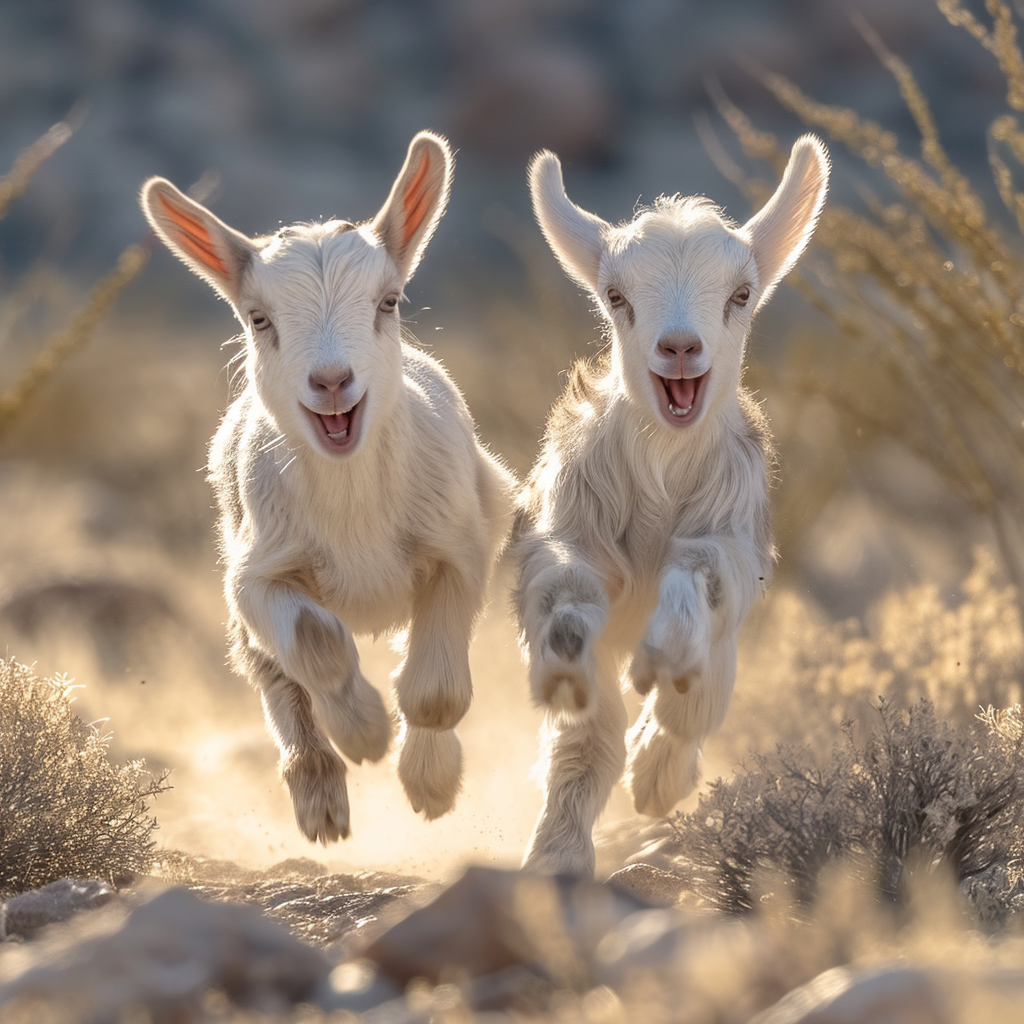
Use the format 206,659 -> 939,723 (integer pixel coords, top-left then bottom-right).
0,886 -> 332,1020
607,863 -> 689,907
2,878 -> 117,940
750,964 -> 950,1024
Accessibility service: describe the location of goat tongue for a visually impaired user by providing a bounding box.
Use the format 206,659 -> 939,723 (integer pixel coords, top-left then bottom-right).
666,376 -> 696,410
321,411 -> 350,435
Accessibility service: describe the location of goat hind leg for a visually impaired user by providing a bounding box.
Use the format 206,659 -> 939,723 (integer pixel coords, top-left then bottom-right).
522,666 -> 626,877
624,698 -> 701,818
239,634 -> 352,843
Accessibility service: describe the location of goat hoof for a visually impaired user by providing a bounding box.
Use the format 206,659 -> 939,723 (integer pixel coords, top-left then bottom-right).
629,649 -> 656,695
398,725 -> 463,819
672,675 -> 691,694
531,653 -> 593,713
282,747 -> 350,843
539,673 -> 589,711
635,639 -> 702,696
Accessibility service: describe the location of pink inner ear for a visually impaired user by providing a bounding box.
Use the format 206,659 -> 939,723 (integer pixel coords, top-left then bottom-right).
402,151 -> 432,248
158,193 -> 230,277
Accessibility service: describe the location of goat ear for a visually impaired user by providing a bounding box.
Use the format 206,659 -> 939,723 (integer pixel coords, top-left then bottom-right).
742,134 -> 830,310
372,131 -> 453,282
529,150 -> 608,292
141,178 -> 255,303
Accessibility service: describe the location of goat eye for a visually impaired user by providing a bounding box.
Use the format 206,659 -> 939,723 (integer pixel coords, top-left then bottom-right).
378,295 -> 398,313
249,310 -> 272,331
730,285 -> 751,307
607,287 -> 626,309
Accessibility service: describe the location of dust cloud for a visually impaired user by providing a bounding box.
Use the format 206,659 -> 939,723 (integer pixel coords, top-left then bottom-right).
0,319 -> 655,879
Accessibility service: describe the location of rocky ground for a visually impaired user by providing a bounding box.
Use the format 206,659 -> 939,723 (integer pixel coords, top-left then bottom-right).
3,843 -> 1024,1023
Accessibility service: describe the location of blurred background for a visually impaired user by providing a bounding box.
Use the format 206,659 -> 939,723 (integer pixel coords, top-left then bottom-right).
1,0 -> 1022,878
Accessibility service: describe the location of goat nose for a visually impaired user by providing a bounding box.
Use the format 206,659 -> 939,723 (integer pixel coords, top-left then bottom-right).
308,367 -> 352,394
657,333 -> 703,358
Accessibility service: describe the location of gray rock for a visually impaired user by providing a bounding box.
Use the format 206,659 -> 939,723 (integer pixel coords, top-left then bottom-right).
594,907 -> 689,988
0,886 -> 331,1022
750,964 -> 951,1024
362,865 -> 648,992
313,958 -> 403,1014
607,863 -> 689,907
1,878 -> 117,940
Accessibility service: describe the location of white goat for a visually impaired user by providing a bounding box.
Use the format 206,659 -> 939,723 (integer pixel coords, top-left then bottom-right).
511,136 -> 830,875
140,132 -> 512,843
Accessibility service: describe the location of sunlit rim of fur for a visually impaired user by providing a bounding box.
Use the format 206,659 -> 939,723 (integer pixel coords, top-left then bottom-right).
632,193 -> 737,227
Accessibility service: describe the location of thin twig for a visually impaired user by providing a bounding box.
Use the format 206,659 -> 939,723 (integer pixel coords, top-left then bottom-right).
0,244 -> 150,435
0,103 -> 87,221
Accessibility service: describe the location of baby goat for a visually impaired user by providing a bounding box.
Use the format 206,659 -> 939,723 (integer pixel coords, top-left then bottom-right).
141,132 -> 512,843
511,136 -> 829,874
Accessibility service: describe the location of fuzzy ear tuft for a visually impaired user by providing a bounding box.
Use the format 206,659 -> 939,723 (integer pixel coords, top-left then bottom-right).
528,150 -> 608,293
742,134 -> 830,310
372,131 -> 453,283
140,178 -> 255,302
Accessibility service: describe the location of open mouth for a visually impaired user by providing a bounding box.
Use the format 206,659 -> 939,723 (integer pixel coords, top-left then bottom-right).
301,394 -> 365,455
652,370 -> 708,427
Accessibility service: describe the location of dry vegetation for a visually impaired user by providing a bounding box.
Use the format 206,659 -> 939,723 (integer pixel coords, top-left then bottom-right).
0,113 -> 149,442
670,698 -> 1024,923
702,0 -> 1024,610
0,658 -> 168,895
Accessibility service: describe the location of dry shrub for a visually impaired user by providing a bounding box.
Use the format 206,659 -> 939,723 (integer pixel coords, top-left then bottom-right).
728,548 -> 1023,761
691,548 -> 1024,928
0,658 -> 169,896
670,698 -> 1024,926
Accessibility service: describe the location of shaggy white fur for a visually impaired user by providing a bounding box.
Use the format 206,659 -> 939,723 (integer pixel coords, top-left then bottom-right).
512,136 -> 830,875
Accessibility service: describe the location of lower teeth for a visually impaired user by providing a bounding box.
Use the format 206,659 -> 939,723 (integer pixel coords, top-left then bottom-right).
669,402 -> 692,417
328,429 -> 348,440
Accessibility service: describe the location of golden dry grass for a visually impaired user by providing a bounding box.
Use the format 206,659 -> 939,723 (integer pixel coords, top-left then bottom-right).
0,115 -> 150,440
703,0 -> 1024,610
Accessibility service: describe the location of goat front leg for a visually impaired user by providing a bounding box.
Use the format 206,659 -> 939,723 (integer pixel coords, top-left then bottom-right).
232,571 -> 391,767
515,543 -> 609,714
629,536 -> 758,696
394,560 -> 482,820
626,536 -> 759,815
